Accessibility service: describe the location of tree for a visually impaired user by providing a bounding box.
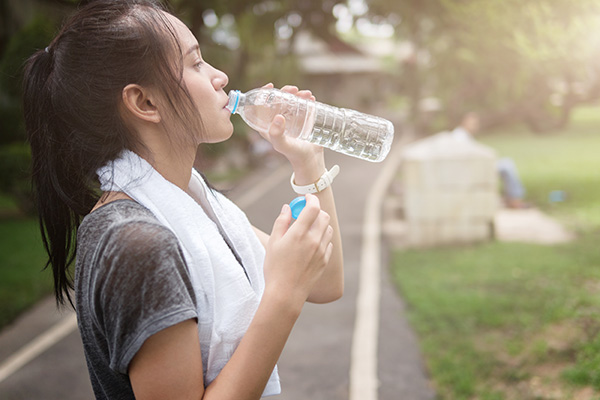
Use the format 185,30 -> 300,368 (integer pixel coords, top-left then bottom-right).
0,15 -> 58,214
0,0 -> 350,204
169,0 -> 347,89
366,0 -> 446,132
166,0 -> 347,164
435,0 -> 600,132
366,0 -> 600,133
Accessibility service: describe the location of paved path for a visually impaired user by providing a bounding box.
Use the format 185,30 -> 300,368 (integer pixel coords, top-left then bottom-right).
230,148 -> 434,400
0,145 -> 434,399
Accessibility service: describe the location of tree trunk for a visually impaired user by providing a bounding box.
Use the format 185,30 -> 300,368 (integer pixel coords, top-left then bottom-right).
405,7 -> 423,133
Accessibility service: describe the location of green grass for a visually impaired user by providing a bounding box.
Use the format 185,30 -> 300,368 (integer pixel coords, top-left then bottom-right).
0,217 -> 53,329
393,105 -> 600,399
394,236 -> 600,399
0,193 -> 20,216
480,106 -> 600,231
0,148 -> 254,331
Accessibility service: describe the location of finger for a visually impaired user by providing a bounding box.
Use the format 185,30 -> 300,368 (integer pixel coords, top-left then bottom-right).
324,242 -> 334,264
262,82 -> 274,89
281,85 -> 299,94
267,114 -> 286,141
270,203 -> 292,240
316,224 -> 334,260
293,194 -> 321,229
323,224 -> 334,244
310,210 -> 331,238
296,90 -> 313,99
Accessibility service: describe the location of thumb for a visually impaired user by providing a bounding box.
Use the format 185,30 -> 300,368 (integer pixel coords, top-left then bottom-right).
270,203 -> 292,240
267,114 -> 286,144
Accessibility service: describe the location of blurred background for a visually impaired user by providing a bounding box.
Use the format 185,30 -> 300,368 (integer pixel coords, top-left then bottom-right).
2,0 -> 600,209
2,0 -> 600,399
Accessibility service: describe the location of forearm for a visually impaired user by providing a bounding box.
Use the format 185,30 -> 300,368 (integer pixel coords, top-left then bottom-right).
291,159 -> 344,303
203,288 -> 303,400
258,83 -> 344,304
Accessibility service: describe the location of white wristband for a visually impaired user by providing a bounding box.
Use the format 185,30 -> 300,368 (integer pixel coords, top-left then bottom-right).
290,165 -> 340,194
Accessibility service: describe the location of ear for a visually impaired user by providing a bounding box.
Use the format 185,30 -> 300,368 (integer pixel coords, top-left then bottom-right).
122,84 -> 161,124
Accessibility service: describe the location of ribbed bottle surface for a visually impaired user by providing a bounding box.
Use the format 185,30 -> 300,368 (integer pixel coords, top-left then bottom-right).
228,88 -> 394,162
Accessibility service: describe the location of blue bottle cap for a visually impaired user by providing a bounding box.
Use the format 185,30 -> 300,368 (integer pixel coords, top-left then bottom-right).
289,196 -> 306,220
226,90 -> 241,114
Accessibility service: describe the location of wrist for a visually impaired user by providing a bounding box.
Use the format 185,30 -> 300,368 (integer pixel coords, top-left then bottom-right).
262,285 -> 305,321
291,165 -> 339,195
289,156 -> 326,185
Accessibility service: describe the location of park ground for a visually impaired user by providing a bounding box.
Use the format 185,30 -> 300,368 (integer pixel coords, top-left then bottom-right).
1,105 -> 600,400
391,105 -> 600,400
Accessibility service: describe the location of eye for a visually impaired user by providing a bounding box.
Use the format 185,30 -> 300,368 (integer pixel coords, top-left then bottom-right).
194,59 -> 204,69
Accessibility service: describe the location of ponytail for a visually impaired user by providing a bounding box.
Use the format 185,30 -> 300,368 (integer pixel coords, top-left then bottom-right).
23,48 -> 96,307
22,0 -> 208,307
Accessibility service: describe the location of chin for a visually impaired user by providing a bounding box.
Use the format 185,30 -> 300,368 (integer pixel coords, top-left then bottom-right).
221,122 -> 235,141
204,126 -> 234,144
220,130 -> 235,142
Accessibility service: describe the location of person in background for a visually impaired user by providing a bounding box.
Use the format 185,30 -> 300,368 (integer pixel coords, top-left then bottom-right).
22,0 -> 344,399
451,112 -> 529,209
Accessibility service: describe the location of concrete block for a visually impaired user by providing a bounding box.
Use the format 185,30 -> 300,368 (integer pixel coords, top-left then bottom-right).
407,221 -> 492,247
400,131 -> 498,247
404,191 -> 499,221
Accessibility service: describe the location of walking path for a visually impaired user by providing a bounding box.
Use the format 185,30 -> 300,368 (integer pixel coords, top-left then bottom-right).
0,136 -> 574,400
0,138 -> 434,399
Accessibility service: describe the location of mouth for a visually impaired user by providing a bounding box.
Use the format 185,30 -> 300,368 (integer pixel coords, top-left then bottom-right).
223,93 -> 231,112
222,94 -> 231,109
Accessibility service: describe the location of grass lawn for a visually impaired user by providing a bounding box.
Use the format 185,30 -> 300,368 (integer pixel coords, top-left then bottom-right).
0,214 -> 53,330
481,106 -> 600,232
0,163 -> 252,332
392,105 -> 600,399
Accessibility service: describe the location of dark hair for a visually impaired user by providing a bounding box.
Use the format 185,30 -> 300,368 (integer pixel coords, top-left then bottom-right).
23,0 -> 204,306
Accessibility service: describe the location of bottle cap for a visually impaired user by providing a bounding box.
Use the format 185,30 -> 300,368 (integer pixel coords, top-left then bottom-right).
226,90 -> 241,114
289,196 -> 306,220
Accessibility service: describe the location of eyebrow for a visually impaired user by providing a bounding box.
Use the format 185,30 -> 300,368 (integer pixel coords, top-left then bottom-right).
186,44 -> 200,57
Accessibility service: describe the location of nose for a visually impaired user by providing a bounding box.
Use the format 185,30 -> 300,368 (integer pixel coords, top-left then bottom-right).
213,67 -> 229,90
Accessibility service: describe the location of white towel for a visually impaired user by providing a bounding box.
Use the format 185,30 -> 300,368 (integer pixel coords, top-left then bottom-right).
97,150 -> 280,396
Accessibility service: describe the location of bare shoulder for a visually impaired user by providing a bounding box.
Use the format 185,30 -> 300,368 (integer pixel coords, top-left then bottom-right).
91,191 -> 134,213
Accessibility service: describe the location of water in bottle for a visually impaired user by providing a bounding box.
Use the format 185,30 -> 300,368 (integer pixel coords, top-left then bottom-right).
226,88 -> 394,162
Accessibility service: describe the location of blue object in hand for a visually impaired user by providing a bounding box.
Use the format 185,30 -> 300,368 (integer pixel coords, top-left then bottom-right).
289,196 -> 306,220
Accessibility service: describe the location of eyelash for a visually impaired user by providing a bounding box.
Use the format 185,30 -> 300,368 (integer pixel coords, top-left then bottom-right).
194,60 -> 203,69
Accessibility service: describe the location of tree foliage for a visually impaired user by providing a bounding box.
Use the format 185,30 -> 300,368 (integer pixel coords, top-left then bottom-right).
0,0 -> 346,212
168,0 -> 345,90
0,15 -> 58,214
367,0 -> 600,132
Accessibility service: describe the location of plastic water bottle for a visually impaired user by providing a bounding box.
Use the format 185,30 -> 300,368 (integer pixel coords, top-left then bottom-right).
226,88 -> 394,162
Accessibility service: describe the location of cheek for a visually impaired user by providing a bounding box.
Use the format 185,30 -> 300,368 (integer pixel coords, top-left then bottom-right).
183,72 -> 203,95
189,86 -> 214,113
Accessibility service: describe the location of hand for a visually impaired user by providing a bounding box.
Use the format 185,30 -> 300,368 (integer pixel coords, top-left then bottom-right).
261,83 -> 325,175
263,193 -> 334,304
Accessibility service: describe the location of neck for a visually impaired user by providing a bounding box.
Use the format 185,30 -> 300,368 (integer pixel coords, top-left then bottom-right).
147,148 -> 196,191
137,125 -> 198,191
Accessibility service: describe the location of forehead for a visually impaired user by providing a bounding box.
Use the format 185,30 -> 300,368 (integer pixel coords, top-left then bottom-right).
162,11 -> 197,51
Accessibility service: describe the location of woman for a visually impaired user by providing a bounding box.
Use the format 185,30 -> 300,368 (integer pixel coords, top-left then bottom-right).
22,0 -> 343,399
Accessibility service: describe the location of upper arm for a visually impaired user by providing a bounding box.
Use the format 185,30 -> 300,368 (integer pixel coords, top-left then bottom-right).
95,220 -> 198,374
252,225 -> 269,248
129,319 -> 204,400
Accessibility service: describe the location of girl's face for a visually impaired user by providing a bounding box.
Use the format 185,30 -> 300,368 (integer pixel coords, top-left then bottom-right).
166,13 -> 233,144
